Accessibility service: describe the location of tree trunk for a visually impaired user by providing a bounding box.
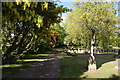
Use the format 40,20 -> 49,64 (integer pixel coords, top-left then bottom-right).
88,35 -> 97,71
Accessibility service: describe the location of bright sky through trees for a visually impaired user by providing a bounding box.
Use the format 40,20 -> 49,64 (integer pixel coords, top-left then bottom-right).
57,1 -> 119,21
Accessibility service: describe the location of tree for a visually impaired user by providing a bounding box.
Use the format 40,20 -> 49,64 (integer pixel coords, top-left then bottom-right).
2,1 -> 69,62
50,23 -> 66,47
64,2 -> 118,71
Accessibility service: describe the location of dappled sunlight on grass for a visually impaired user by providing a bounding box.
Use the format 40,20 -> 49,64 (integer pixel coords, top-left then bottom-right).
2,63 -> 32,78
17,59 -> 46,62
21,54 -> 49,59
36,54 -> 49,56
2,53 -> 50,78
112,47 -> 120,49
0,64 -> 22,68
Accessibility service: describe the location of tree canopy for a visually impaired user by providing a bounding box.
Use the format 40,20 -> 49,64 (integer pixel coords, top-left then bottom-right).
64,2 -> 118,71
64,2 -> 118,49
2,2 -> 69,61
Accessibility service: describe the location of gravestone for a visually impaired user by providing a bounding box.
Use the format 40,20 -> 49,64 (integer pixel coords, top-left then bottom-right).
67,50 -> 71,53
77,49 -> 81,53
115,66 -> 120,69
80,50 -> 85,53
114,49 -> 120,58
70,50 -> 74,53
73,50 -> 76,53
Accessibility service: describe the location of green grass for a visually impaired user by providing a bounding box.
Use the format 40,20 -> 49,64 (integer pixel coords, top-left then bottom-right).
55,48 -> 65,52
17,59 -> 45,62
2,53 -> 49,78
58,59 -> 87,78
20,54 -> 49,59
95,54 -> 115,61
2,48 -> 64,78
96,52 -> 115,54
112,47 -> 120,49
58,54 -> 119,79
81,60 -> 119,78
2,61 -> 33,78
0,64 -> 22,68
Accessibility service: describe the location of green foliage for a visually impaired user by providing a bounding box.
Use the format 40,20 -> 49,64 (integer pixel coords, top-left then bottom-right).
64,2 -> 118,49
50,24 -> 66,47
2,2 -> 69,62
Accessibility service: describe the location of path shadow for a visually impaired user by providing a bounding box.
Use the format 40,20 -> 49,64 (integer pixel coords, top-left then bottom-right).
98,74 -> 120,80
2,53 -> 51,78
2,60 -> 41,78
2,53 -> 61,78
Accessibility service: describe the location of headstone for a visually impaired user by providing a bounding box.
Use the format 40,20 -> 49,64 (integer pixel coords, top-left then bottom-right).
115,66 -> 120,69
68,50 -> 71,53
64,51 -> 67,53
115,49 -> 118,52
78,49 -> 81,53
70,50 -> 74,53
88,51 -> 90,53
97,50 -> 100,54
74,50 -> 77,53
80,50 -> 85,53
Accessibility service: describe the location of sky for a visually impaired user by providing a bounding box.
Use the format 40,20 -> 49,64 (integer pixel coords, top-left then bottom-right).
56,2 -> 73,20
56,1 -> 119,21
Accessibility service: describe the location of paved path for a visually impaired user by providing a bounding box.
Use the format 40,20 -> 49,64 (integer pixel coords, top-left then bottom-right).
14,54 -> 62,78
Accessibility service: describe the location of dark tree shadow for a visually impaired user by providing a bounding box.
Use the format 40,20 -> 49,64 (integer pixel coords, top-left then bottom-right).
98,74 -> 120,80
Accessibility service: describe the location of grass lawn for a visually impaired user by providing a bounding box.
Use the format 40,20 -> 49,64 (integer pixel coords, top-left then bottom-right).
81,60 -> 119,78
58,58 -> 87,78
58,53 -> 120,79
95,54 -> 114,61
2,53 -> 49,78
59,52 -> 76,57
